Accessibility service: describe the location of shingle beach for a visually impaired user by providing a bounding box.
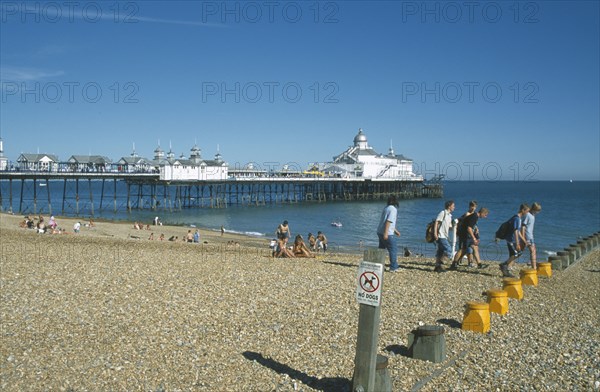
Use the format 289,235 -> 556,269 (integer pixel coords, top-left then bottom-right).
1,213 -> 598,391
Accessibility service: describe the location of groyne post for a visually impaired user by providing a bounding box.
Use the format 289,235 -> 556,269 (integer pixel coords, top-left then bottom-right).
352,248 -> 390,392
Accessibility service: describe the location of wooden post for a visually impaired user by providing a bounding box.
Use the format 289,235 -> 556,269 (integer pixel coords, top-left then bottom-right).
113,179 -> 118,213
100,178 -> 105,211
352,248 -> 387,392
46,178 -> 52,215
33,178 -> 37,214
75,178 -> 80,216
9,178 -> 13,213
62,178 -> 67,215
19,179 -> 24,213
126,182 -> 131,212
89,179 -> 94,216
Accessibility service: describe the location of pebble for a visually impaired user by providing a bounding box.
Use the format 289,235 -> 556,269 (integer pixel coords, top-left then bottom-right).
0,221 -> 598,391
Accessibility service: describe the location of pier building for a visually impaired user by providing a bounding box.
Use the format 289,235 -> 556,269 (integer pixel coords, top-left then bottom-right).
0,138 -> 7,171
66,155 -> 112,172
116,146 -> 152,173
16,153 -> 59,172
319,129 -> 422,180
158,144 -> 228,181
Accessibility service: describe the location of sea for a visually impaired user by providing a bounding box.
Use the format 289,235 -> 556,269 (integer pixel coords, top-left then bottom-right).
3,181 -> 599,260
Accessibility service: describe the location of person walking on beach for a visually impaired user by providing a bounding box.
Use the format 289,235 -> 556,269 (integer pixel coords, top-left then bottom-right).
453,207 -> 489,269
470,208 -> 489,267
377,195 -> 401,272
499,204 -> 530,278
433,200 -> 455,272
450,200 -> 478,269
521,202 -> 542,269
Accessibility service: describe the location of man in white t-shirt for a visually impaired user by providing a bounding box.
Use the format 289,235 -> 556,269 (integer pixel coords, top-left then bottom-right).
377,195 -> 401,272
433,200 -> 455,272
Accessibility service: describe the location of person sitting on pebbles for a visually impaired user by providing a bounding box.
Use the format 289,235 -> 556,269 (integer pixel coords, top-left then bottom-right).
274,238 -> 295,258
293,234 -> 315,258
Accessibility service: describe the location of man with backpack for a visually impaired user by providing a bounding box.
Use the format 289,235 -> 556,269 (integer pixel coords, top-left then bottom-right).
499,204 -> 530,278
433,200 -> 455,272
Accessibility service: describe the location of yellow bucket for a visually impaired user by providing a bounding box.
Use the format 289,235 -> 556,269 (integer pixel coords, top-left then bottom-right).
462,302 -> 490,333
486,288 -> 509,315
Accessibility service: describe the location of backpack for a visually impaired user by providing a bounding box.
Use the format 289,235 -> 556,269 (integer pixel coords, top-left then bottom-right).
495,215 -> 516,240
425,219 -> 436,243
426,211 -> 447,243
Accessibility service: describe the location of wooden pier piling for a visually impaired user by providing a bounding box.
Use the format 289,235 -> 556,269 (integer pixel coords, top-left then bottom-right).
0,172 -> 443,216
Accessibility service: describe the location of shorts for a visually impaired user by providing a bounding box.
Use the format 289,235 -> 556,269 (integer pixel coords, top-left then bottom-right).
317,241 -> 327,251
507,242 -> 522,257
436,238 -> 452,259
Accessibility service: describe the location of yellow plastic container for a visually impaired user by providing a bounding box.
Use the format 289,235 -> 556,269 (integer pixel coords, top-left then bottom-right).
520,268 -> 538,286
537,262 -> 552,278
486,288 -> 509,315
502,278 -> 524,300
462,302 -> 490,333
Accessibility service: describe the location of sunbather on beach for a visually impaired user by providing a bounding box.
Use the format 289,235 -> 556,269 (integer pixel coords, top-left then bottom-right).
293,235 -> 315,258
274,238 -> 295,258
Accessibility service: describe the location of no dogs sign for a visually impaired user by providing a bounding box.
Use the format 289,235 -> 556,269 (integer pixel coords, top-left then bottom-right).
356,261 -> 383,307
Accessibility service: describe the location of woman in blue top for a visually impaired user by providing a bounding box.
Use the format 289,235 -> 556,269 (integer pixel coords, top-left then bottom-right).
521,202 -> 542,269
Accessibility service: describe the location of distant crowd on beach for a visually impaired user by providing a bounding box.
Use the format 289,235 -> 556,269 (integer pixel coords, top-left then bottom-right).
270,220 -> 328,258
19,214 -> 93,234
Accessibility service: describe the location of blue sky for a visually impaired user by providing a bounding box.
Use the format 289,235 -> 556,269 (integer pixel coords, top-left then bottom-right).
1,1 -> 598,180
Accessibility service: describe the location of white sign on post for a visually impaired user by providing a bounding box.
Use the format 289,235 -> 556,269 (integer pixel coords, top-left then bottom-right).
356,261 -> 383,307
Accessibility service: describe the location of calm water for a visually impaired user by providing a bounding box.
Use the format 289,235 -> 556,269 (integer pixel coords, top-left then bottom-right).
3,181 -> 599,260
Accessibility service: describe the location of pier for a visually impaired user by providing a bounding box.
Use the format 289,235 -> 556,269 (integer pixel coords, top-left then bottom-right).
0,172 -> 443,216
